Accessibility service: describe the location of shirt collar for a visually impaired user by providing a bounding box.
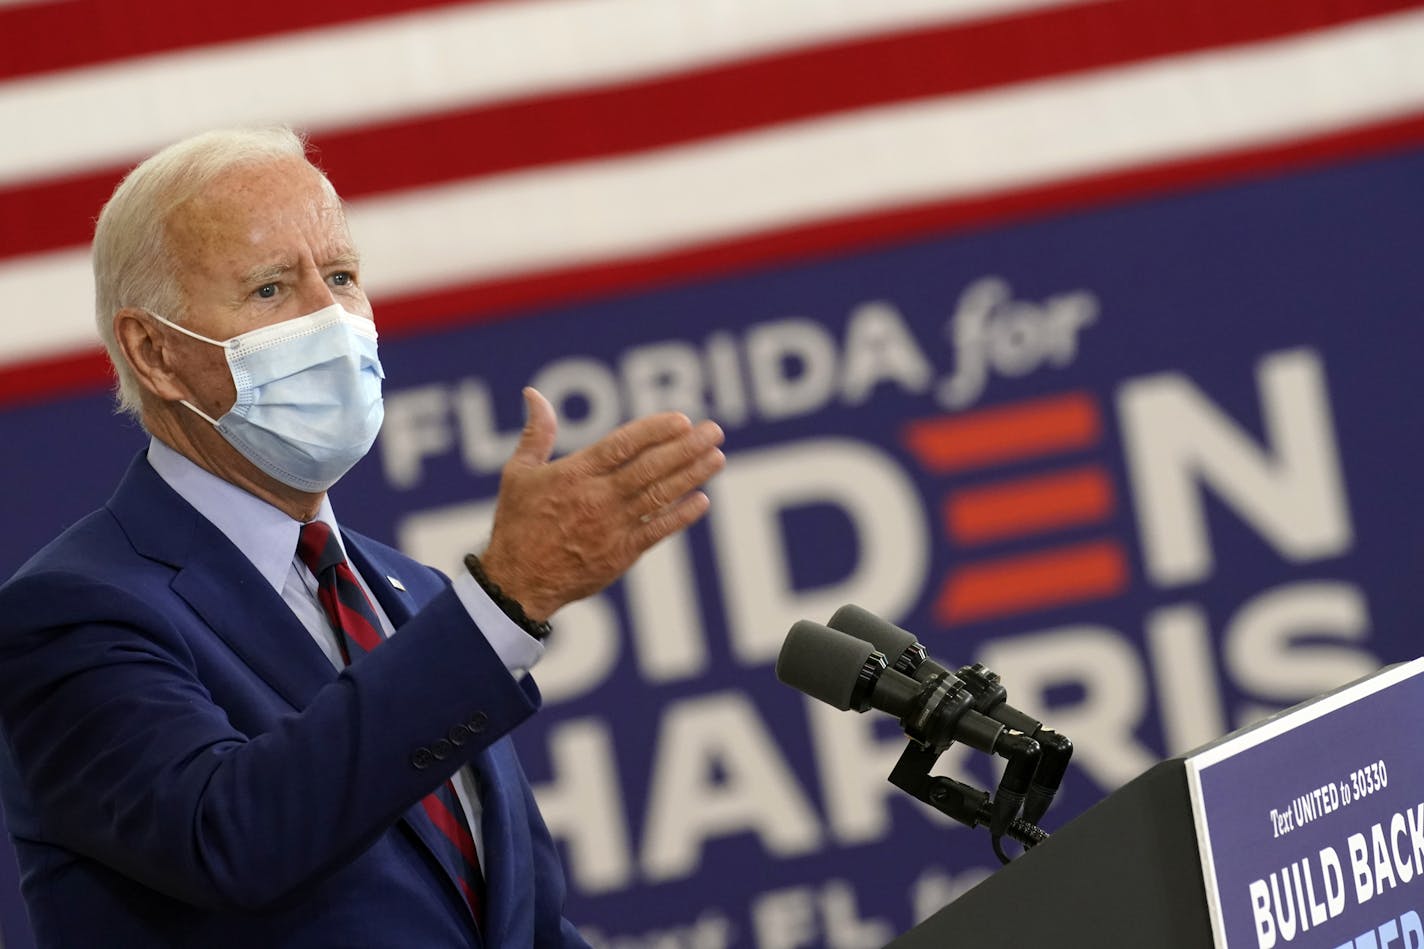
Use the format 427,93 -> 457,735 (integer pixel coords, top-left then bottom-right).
146,438 -> 345,593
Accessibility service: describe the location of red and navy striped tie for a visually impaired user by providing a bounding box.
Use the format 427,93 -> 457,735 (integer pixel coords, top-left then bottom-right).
297,520 -> 485,927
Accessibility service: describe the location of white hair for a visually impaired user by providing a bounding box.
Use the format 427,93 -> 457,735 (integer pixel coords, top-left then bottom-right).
92,126 -> 337,419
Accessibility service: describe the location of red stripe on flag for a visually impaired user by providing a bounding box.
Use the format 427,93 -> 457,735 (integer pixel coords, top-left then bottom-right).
364,109 -> 1424,337
5,0 -> 1422,259
904,394 -> 1102,474
5,0 -> 1404,83
945,466 -> 1116,544
0,0 -> 497,82
0,172 -> 116,262
315,0 -> 1424,198
0,349 -> 112,408
6,109 -> 1424,409
934,539 -> 1130,624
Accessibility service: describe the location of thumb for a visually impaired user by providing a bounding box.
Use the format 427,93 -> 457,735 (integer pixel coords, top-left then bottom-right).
508,387 -> 557,469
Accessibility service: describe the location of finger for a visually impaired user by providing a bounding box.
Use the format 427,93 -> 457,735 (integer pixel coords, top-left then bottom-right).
633,491 -> 712,546
631,446 -> 725,521
578,411 -> 693,473
507,387 -> 558,470
613,420 -> 725,499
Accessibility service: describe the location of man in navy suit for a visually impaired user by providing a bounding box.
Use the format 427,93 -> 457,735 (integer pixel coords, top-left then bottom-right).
0,127 -> 726,947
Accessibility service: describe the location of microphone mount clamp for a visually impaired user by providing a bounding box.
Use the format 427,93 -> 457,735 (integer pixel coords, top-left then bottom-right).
887,740 -> 1049,866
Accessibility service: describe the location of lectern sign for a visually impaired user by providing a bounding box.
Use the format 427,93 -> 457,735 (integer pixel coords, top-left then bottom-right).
1187,660 -> 1424,949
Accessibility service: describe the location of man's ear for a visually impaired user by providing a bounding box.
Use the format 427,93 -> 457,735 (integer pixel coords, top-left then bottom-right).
113,307 -> 188,402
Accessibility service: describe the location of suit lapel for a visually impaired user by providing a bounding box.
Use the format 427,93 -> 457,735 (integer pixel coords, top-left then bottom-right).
343,536 -> 419,629
107,453 -> 338,710
473,742 -> 534,944
170,559 -> 336,709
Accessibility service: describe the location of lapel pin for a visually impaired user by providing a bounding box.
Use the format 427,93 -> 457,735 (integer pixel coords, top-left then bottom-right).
387,576 -> 407,592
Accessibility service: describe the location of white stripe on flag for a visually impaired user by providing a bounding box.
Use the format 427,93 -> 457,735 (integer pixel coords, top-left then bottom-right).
0,249 -> 94,363
350,10 -> 1424,293
4,9 -> 1424,365
0,0 -> 1092,187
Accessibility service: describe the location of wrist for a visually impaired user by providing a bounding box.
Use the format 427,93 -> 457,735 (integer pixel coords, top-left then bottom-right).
463,553 -> 552,640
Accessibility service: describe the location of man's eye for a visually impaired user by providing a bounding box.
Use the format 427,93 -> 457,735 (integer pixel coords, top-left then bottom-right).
330,272 -> 353,287
256,284 -> 278,299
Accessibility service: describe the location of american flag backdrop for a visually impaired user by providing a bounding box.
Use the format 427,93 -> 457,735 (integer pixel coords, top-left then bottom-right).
4,2 -> 1424,946
5,0 -> 1424,400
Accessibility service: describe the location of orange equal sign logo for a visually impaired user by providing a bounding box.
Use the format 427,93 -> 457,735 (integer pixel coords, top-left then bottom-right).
902,390 -> 1129,626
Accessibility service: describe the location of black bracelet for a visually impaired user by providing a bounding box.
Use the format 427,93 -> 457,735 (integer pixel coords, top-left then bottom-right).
463,554 -> 552,641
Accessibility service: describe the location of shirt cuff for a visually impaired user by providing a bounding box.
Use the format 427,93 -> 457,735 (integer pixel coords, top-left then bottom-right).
452,569 -> 545,679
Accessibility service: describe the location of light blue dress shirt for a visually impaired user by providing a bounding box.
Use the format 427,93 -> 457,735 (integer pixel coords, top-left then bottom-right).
146,438 -> 544,863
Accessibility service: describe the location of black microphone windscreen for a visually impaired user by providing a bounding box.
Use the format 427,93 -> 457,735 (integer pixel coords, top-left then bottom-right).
828,604 -> 917,657
776,620 -> 877,711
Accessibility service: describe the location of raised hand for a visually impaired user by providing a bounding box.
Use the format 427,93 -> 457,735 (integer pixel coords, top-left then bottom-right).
479,387 -> 726,621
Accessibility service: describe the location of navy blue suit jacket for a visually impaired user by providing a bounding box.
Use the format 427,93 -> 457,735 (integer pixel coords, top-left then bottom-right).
0,454 -> 588,947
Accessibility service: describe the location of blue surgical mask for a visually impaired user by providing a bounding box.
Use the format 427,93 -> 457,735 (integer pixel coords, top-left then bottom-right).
150,303 -> 385,492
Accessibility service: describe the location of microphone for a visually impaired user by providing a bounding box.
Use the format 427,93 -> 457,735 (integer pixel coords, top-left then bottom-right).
826,605 -> 1025,721
776,621 -> 1004,755
777,620 -> 1040,839
826,605 -> 1072,823
826,604 -> 943,680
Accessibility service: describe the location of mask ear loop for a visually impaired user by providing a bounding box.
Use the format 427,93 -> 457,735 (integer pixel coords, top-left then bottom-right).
178,398 -> 223,426
145,309 -> 226,347
145,310 -> 227,426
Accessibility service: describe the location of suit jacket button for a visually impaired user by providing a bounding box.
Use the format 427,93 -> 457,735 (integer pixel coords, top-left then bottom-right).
467,712 -> 489,733
430,739 -> 454,761
410,747 -> 434,770
447,724 -> 472,746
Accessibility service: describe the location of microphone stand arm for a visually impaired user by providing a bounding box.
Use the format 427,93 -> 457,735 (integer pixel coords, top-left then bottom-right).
888,740 -> 1049,866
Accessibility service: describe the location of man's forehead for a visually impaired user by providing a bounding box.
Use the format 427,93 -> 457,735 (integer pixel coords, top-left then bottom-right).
174,181 -> 344,232
165,161 -> 354,262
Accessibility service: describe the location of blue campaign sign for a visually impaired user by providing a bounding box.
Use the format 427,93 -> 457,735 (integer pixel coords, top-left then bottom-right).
2,142 -> 1424,947
328,146 -> 1424,942
1188,659 -> 1424,949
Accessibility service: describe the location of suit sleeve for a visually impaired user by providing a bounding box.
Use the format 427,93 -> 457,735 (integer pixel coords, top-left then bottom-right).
0,566 -> 539,911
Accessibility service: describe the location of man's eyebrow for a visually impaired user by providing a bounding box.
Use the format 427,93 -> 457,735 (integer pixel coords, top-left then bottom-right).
242,260 -> 295,286
239,251 -> 361,286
